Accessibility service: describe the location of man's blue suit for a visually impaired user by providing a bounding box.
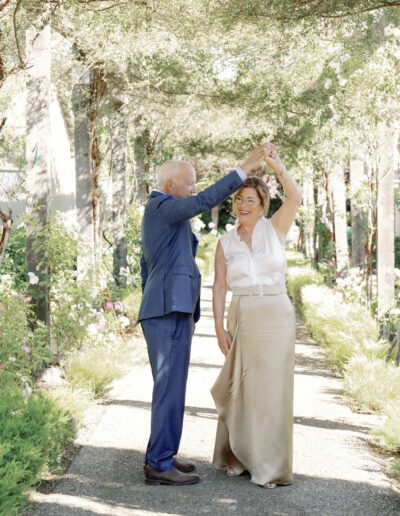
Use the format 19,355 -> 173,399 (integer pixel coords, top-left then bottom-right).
138,169 -> 244,472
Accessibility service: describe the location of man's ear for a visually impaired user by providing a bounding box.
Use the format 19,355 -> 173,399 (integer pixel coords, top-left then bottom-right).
165,178 -> 174,194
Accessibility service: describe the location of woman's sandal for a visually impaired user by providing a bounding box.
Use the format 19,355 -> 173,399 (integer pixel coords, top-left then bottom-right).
226,466 -> 239,477
262,482 -> 291,489
262,482 -> 277,489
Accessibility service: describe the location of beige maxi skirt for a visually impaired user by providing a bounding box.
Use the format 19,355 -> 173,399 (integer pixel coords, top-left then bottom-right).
211,286 -> 296,486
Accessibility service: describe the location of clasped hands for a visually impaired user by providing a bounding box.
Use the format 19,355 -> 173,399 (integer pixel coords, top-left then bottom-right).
240,142 -> 283,176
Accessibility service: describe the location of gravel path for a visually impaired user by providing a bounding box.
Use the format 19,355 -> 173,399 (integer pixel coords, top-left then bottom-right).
30,282 -> 400,515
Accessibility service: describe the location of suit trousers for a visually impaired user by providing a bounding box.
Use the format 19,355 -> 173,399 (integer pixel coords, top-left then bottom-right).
141,312 -> 194,471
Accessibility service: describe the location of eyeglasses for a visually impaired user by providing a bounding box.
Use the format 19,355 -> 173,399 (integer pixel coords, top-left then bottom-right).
234,196 -> 259,207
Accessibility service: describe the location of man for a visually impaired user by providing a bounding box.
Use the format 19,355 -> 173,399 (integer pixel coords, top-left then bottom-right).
138,145 -> 267,486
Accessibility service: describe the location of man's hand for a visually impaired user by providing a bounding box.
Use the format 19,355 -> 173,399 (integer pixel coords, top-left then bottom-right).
263,143 -> 284,175
216,328 -> 232,356
240,144 -> 267,176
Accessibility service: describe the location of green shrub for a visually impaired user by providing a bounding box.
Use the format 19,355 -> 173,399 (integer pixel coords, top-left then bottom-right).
286,250 -> 309,268
1,225 -> 27,287
64,340 -> 132,399
395,237 -> 400,269
374,402 -> 400,453
286,265 -> 324,309
196,232 -> 218,278
0,274 -> 49,383
49,270 -> 97,358
121,287 -> 142,325
301,285 -> 379,372
344,356 -> 400,412
0,380 -> 75,515
126,203 -> 144,289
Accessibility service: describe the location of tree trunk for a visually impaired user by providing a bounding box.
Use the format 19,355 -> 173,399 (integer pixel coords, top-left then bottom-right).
377,122 -> 395,317
211,205 -> 219,230
312,181 -> 318,264
332,164 -> 349,271
302,175 -> 314,259
72,67 -> 95,276
133,119 -> 150,202
349,145 -> 368,267
111,107 -> 128,287
25,24 -> 51,326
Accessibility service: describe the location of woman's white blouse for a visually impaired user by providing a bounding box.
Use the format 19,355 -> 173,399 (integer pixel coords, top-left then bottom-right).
219,218 -> 286,288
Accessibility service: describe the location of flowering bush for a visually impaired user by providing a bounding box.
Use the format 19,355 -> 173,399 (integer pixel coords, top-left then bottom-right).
49,270 -> 99,357
335,267 -> 377,310
1,224 -> 27,287
0,274 -> 49,383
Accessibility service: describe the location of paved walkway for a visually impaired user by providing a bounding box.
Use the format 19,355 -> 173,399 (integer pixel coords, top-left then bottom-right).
30,282 -> 400,515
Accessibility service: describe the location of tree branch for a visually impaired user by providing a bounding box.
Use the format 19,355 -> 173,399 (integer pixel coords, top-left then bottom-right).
12,0 -> 24,68
0,0 -> 11,13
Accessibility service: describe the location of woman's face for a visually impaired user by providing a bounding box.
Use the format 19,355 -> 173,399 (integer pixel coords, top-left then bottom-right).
233,187 -> 263,225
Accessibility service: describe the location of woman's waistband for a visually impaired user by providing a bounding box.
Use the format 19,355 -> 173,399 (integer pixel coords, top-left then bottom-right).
231,284 -> 286,297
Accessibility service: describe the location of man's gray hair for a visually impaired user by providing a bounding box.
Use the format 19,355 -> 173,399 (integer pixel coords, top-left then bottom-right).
157,159 -> 191,189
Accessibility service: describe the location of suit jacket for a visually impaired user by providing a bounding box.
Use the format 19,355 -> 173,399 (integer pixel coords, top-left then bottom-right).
138,170 -> 243,323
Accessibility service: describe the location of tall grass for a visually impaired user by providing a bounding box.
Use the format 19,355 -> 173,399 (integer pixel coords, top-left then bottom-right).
301,284 -> 379,372
64,340 -> 132,399
286,265 -> 324,308
343,356 -> 400,412
373,402 -> 400,453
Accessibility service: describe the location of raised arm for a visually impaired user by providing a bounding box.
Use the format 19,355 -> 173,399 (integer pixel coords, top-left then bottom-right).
264,144 -> 303,237
157,145 -> 268,226
213,240 -> 232,356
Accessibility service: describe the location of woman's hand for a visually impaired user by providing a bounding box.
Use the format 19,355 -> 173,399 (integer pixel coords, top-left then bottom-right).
216,328 -> 232,356
263,143 -> 283,175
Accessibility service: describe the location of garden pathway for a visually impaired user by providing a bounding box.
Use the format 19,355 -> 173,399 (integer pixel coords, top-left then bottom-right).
30,281 -> 400,515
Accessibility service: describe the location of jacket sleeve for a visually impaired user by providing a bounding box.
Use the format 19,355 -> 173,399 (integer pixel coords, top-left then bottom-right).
140,254 -> 148,292
156,170 -> 243,225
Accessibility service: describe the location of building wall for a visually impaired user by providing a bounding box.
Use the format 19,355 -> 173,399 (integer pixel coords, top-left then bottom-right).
0,86 -> 76,227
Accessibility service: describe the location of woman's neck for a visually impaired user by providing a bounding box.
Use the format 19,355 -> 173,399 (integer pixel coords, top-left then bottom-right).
238,221 -> 257,234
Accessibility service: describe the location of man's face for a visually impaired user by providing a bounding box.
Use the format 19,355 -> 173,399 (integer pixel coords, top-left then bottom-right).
169,166 -> 197,198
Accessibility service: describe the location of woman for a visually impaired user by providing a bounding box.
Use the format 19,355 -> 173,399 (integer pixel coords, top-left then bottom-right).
211,143 -> 302,489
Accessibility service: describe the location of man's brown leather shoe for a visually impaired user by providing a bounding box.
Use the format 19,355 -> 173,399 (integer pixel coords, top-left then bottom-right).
144,465 -> 199,486
174,459 -> 196,473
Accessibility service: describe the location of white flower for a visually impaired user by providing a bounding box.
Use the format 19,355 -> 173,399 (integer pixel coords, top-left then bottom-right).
87,323 -> 98,335
191,217 -> 206,233
210,229 -> 218,236
329,61 -> 341,73
324,79 -> 332,89
208,222 -> 216,229
119,316 -> 130,328
225,223 -> 234,232
384,24 -> 398,37
338,77 -> 347,87
27,272 -> 39,285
